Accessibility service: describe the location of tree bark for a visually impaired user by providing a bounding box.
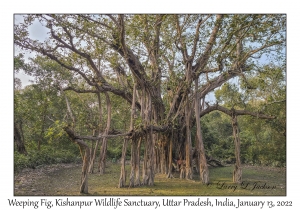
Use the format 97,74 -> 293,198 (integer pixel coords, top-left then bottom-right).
155,145 -> 160,173
185,96 -> 193,180
127,83 -> 137,187
232,114 -> 242,183
141,91 -> 156,186
143,129 -> 155,185
129,138 -> 136,187
98,138 -> 108,174
118,138 -> 128,187
160,139 -> 167,174
135,137 -> 141,186
166,132 -> 173,178
98,92 -> 111,174
78,141 -> 90,194
14,122 -> 27,155
89,92 -> 102,174
195,78 -> 209,184
89,139 -> 101,173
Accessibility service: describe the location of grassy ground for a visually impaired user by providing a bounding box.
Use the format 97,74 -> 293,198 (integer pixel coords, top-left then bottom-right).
14,162 -> 286,196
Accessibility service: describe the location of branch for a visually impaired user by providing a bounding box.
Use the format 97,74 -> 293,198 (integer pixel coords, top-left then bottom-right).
241,40 -> 284,63
63,86 -> 99,93
64,126 -> 131,141
59,86 -> 76,126
49,23 -> 105,81
200,103 -> 276,119
199,70 -> 239,98
111,40 -> 149,89
153,15 -> 164,59
107,14 -> 119,28
190,15 -> 212,60
61,17 -> 112,46
175,15 -> 189,62
63,123 -> 169,142
40,48 -> 97,87
79,15 -> 113,30
118,14 -> 127,57
193,14 -> 223,76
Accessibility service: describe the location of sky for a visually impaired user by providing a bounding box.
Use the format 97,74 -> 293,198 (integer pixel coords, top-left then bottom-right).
3,0 -> 300,208
15,15 -> 50,87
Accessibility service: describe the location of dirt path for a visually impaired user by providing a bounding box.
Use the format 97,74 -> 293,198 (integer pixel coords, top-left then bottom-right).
14,163 -> 81,196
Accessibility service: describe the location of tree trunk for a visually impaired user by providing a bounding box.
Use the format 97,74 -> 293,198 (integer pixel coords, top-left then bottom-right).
142,137 -> 148,184
129,138 -> 136,188
98,137 -> 107,174
166,132 -> 173,178
14,122 -> 27,155
179,160 -> 185,179
90,139 -> 94,163
79,142 -> 90,194
98,92 -> 111,174
232,114 -> 242,183
122,82 -> 137,188
160,140 -> 167,174
155,147 -> 160,173
141,91 -> 155,186
149,127 -> 155,184
142,131 -> 155,185
135,137 -> 141,186
193,147 -> 199,173
64,127 -> 91,194
89,92 -> 102,174
178,127 -> 186,179
195,78 -> 209,184
232,31 -> 243,184
89,138 -> 101,173
118,138 -> 128,187
185,96 -> 193,180
129,136 -> 141,187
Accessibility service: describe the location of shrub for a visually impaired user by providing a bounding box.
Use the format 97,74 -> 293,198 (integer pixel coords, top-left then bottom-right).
14,146 -> 80,172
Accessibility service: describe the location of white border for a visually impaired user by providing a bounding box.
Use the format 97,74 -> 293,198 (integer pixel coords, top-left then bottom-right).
2,1 -> 298,209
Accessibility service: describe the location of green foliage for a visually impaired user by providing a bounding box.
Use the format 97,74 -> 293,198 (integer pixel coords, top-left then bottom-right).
201,106 -> 285,166
215,83 -> 246,109
201,112 -> 235,161
106,139 -> 126,160
239,116 -> 286,166
14,146 -> 80,172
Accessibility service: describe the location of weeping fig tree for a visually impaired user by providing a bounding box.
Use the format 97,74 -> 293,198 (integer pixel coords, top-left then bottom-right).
14,14 -> 285,191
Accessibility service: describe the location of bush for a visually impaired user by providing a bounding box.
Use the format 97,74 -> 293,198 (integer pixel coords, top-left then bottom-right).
14,146 -> 80,172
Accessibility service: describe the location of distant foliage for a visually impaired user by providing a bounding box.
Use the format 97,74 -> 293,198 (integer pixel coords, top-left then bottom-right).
201,111 -> 285,166
14,146 -> 80,172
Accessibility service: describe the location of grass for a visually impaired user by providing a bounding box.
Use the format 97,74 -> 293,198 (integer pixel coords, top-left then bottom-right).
14,162 -> 286,196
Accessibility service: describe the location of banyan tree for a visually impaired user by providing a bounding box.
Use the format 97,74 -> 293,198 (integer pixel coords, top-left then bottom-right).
14,14 -> 285,193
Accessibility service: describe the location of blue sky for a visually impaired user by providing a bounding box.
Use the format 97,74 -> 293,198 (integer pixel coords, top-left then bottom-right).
15,15 -> 50,87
